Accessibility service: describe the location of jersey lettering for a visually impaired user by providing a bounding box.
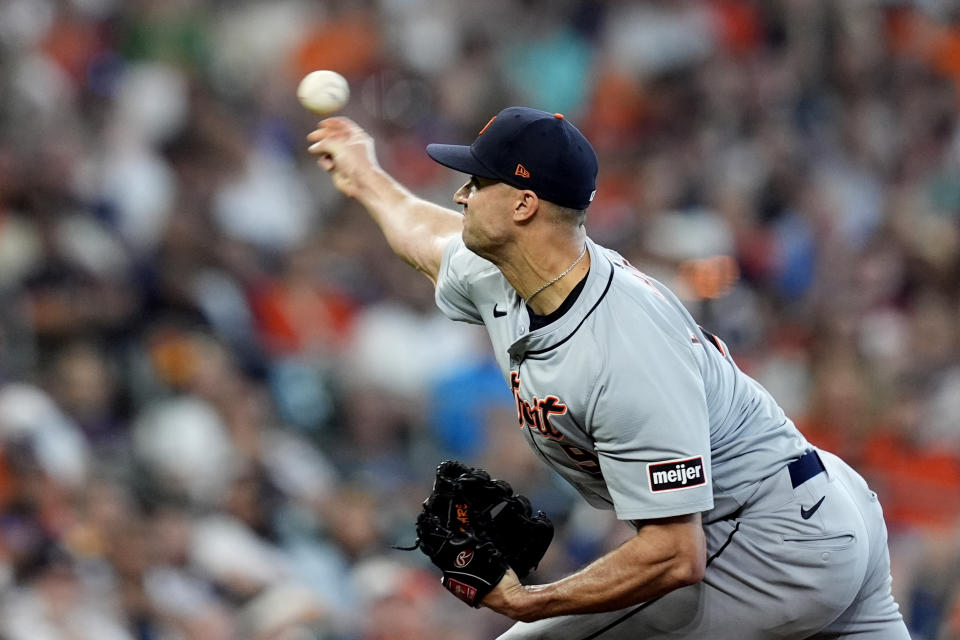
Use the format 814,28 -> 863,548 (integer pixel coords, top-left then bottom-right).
559,443 -> 603,478
619,258 -> 666,300
510,372 -> 566,440
699,327 -> 727,357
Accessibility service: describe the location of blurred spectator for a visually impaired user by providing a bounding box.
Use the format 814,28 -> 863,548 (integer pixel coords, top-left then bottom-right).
1,541 -> 133,640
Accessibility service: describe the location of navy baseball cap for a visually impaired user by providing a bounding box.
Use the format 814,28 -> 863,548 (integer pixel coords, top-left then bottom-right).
426,107 -> 598,210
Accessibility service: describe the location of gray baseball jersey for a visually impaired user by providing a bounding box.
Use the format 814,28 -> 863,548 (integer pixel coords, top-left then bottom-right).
436,235 -> 809,523
434,234 -> 909,639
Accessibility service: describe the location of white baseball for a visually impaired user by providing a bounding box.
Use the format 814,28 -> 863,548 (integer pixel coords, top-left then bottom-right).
297,70 -> 350,115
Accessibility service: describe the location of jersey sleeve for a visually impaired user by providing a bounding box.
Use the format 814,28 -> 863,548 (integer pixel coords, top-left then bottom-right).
586,317 -> 715,521
434,236 -> 484,325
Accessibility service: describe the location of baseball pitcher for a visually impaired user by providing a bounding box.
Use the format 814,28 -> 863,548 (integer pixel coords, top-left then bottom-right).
306,107 -> 909,639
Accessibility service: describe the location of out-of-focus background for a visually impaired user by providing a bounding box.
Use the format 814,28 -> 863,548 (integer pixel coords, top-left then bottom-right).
0,0 -> 959,638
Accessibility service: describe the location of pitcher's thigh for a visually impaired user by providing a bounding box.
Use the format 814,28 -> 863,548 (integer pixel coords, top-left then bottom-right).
498,518 -> 867,640
496,577 -> 799,640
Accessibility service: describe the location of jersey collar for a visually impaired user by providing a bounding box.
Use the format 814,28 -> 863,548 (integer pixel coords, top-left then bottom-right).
506,236 -> 614,365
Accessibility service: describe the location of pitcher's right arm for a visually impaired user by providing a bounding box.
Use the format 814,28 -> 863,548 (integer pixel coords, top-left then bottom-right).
307,117 -> 463,285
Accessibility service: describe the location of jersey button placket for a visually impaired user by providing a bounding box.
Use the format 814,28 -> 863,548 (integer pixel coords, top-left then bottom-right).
508,343 -> 525,368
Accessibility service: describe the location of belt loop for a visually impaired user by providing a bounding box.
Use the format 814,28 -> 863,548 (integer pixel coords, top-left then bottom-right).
788,449 -> 825,489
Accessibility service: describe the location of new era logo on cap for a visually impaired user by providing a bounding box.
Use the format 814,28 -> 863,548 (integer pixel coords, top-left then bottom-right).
425,107 -> 598,210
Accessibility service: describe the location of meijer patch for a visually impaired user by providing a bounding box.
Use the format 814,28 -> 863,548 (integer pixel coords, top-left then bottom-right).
648,457 -> 706,492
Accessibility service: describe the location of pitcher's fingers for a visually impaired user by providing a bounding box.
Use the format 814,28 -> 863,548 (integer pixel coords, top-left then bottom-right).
317,155 -> 334,171
307,117 -> 351,145
310,117 -> 352,136
306,128 -> 327,143
306,122 -> 335,142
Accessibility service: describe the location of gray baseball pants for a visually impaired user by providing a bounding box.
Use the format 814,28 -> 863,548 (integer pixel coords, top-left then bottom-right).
497,449 -> 910,639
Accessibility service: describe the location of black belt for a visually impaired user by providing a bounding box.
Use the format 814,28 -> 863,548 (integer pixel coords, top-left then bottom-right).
788,449 -> 825,489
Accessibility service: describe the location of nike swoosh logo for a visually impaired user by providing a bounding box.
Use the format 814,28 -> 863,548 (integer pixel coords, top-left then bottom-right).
493,304 -> 507,318
800,496 -> 826,520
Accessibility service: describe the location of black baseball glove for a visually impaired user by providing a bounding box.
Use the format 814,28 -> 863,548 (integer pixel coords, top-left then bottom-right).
404,460 -> 554,606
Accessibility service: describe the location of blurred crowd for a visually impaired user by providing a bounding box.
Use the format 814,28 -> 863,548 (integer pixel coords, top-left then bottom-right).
1,0 -> 960,638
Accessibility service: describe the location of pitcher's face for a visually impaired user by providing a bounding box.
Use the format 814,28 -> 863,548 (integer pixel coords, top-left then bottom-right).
453,176 -> 517,256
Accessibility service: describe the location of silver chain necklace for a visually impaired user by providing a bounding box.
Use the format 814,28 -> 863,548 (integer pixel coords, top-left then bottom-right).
525,243 -> 587,304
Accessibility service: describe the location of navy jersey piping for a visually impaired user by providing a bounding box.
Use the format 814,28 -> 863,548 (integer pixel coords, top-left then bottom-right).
574,522 -> 741,639
523,261 -> 614,357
